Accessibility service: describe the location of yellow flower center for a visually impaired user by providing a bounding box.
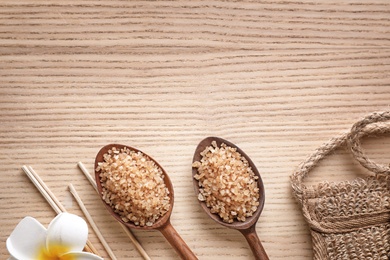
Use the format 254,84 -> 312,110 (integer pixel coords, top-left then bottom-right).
37,244 -> 75,260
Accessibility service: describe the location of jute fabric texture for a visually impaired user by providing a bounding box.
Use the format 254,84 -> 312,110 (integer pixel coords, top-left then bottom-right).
291,111 -> 390,260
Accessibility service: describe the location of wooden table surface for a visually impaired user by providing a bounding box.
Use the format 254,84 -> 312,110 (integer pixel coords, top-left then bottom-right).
1,1 -> 390,259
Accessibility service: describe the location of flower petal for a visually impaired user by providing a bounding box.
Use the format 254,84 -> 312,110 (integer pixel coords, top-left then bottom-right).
6,216 -> 47,260
61,251 -> 104,260
46,213 -> 88,255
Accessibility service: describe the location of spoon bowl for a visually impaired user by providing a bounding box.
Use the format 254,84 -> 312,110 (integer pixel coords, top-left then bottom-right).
192,137 -> 268,260
95,144 -> 197,260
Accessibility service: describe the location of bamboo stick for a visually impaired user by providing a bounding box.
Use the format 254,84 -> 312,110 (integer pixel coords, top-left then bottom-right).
22,166 -> 62,214
69,183 -> 117,260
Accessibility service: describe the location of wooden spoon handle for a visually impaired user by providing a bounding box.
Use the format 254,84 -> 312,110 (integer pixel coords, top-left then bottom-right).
158,221 -> 198,260
241,227 -> 269,260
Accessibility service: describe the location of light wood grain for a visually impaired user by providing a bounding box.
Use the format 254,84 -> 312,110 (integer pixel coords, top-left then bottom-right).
1,0 -> 390,259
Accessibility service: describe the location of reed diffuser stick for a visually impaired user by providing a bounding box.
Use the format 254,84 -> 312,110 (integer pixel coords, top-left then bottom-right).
69,183 -> 117,260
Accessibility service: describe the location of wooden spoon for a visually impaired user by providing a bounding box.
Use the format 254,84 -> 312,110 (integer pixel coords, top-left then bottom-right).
192,137 -> 268,260
95,144 -> 197,260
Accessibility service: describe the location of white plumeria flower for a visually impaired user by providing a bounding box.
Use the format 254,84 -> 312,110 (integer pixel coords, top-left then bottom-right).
7,213 -> 103,260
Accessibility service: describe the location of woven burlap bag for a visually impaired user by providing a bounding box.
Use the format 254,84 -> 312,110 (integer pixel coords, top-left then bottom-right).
291,111 -> 390,260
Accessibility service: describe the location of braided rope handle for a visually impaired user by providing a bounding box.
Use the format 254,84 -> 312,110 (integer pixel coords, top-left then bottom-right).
348,111 -> 390,175
291,111 -> 390,200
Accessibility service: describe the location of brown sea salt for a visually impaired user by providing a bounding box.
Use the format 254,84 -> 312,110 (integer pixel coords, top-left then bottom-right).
96,146 -> 170,227
192,141 -> 260,223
